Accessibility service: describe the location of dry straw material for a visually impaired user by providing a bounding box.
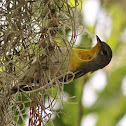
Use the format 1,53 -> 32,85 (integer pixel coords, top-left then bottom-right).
0,0 -> 83,125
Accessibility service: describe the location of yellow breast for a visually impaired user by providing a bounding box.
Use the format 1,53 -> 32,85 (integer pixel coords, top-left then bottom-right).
69,41 -> 101,72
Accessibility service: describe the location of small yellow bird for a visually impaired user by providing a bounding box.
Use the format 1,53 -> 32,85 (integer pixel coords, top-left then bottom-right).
69,35 -> 112,79
11,35 -> 112,93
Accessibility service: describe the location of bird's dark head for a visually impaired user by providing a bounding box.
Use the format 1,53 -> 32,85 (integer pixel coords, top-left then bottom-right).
93,35 -> 112,70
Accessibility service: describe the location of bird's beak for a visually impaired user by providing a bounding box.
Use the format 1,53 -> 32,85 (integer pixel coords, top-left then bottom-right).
96,35 -> 102,43
95,35 -> 102,48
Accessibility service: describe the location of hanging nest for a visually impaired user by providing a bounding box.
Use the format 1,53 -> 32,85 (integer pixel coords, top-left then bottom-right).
0,0 -> 83,125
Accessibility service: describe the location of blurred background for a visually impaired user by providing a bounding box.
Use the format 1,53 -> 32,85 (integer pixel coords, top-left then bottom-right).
41,0 -> 126,126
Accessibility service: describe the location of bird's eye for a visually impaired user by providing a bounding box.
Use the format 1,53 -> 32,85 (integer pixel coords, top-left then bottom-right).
101,49 -> 107,55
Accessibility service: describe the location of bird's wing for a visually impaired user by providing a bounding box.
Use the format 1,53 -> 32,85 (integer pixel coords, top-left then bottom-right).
73,69 -> 89,79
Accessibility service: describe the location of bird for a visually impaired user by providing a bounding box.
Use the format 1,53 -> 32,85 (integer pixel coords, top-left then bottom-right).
11,35 -> 112,93
69,35 -> 112,79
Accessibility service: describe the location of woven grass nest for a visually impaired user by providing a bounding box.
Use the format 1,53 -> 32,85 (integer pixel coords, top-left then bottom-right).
0,0 -> 84,125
